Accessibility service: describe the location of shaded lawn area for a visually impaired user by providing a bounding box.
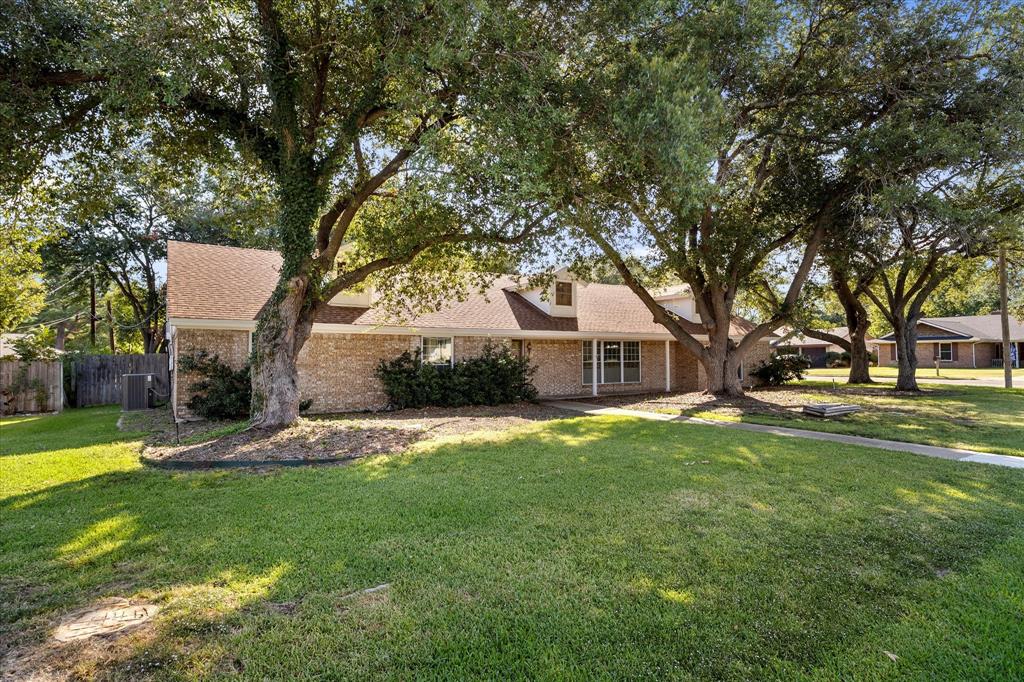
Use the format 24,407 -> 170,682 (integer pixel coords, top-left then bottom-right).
3,407 -> 1024,679
805,367 -> 1024,381
731,383 -> 1024,458
613,383 -> 1024,458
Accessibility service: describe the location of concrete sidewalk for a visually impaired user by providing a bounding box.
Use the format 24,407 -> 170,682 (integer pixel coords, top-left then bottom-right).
543,401 -> 1024,469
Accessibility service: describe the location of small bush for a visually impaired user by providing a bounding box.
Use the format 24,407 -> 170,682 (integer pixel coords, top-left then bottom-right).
178,351 -> 251,420
751,353 -> 811,386
376,342 -> 537,410
825,351 -> 850,368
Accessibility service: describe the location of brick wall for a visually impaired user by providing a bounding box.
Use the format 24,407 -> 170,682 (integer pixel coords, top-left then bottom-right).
878,341 -> 979,368
741,339 -> 773,387
297,333 -> 417,413
454,336 -> 518,361
173,328 -> 250,419
670,343 -> 701,392
173,328 -> 708,418
528,339 -> 584,397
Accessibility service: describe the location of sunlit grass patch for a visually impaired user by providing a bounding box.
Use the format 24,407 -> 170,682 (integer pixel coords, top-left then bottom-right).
2,407 -> 1023,679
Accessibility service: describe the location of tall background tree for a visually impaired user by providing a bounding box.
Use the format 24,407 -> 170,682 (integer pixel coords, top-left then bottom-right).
0,183 -> 53,333
536,0 -> 1024,395
39,143 -> 276,353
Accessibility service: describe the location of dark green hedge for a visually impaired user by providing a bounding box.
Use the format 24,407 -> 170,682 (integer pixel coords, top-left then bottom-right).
751,353 -> 811,386
376,342 -> 537,410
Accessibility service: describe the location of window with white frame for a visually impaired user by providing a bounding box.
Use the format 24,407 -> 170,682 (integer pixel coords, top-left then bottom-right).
938,342 -> 953,362
582,341 -> 641,384
421,337 -> 453,367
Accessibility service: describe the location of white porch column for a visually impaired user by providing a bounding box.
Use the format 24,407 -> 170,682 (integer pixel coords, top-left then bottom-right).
972,342 -> 977,368
591,339 -> 599,396
664,340 -> 671,391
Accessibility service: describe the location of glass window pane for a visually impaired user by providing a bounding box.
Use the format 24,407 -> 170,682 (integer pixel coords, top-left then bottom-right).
623,363 -> 640,383
582,341 -> 593,384
603,341 -> 621,383
555,281 -> 573,306
423,337 -> 452,366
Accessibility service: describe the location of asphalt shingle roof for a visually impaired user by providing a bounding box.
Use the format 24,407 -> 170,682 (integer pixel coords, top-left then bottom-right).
875,314 -> 1024,342
166,240 -> 757,337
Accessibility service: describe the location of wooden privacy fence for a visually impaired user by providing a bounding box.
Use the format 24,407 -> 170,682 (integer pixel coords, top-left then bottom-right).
71,354 -> 169,408
0,360 -> 63,414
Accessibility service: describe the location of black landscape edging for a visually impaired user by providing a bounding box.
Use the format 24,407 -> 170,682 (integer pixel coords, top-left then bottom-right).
140,455 -> 354,470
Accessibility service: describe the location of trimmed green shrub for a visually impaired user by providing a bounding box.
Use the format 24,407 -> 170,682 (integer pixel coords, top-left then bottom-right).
376,342 -> 537,410
178,351 -> 251,420
826,350 -> 850,368
751,353 -> 811,386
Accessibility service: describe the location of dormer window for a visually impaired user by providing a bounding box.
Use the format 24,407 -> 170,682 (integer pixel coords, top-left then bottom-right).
555,281 -> 573,306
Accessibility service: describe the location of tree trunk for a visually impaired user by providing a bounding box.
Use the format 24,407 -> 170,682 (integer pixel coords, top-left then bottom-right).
701,332 -> 744,396
848,326 -> 873,384
998,246 -> 1013,388
249,273 -> 315,428
833,274 -> 874,384
89,275 -> 96,346
893,321 -> 919,391
106,300 -> 115,354
55,322 -> 68,352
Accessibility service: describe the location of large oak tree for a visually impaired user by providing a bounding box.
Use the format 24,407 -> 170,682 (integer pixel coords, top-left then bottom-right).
538,0 -> 1024,395
3,0 -> 641,426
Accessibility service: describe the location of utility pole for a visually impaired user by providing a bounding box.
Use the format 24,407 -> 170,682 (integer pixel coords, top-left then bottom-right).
999,246 -> 1012,389
106,300 -> 115,354
89,274 -> 97,347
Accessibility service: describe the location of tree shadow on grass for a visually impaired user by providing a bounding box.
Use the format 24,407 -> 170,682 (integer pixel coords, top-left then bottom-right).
0,407 -> 142,458
3,417 -> 1024,678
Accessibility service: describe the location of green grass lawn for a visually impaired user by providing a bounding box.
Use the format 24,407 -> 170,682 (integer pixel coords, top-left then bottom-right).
3,407 -> 1024,679
806,366 -> 1024,381
697,383 -> 1024,458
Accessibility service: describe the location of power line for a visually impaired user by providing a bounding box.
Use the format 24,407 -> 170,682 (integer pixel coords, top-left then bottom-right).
42,268 -> 93,300
14,310 -> 88,332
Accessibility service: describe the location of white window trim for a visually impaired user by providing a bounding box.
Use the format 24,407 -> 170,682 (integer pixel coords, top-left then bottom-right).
938,342 -> 953,362
582,340 -> 642,385
421,336 -> 454,367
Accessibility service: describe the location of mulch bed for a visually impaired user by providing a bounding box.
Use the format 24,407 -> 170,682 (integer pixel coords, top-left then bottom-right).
126,403 -> 570,467
591,384 -> 937,420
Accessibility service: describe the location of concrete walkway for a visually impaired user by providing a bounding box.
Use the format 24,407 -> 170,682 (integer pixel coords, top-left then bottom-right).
543,401 -> 1024,469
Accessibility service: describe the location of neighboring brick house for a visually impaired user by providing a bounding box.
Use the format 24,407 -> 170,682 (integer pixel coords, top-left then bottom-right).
873,315 -> 1024,369
166,241 -> 773,419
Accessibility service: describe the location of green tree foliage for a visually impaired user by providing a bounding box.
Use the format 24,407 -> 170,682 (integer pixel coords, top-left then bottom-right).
2,0 -> 633,425
0,186 -> 52,333
38,143 -> 276,352
922,258 -> 1001,318
537,0 -> 1024,395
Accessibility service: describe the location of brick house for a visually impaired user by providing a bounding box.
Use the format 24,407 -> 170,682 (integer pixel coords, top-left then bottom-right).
873,315 -> 1024,369
166,241 -> 773,419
